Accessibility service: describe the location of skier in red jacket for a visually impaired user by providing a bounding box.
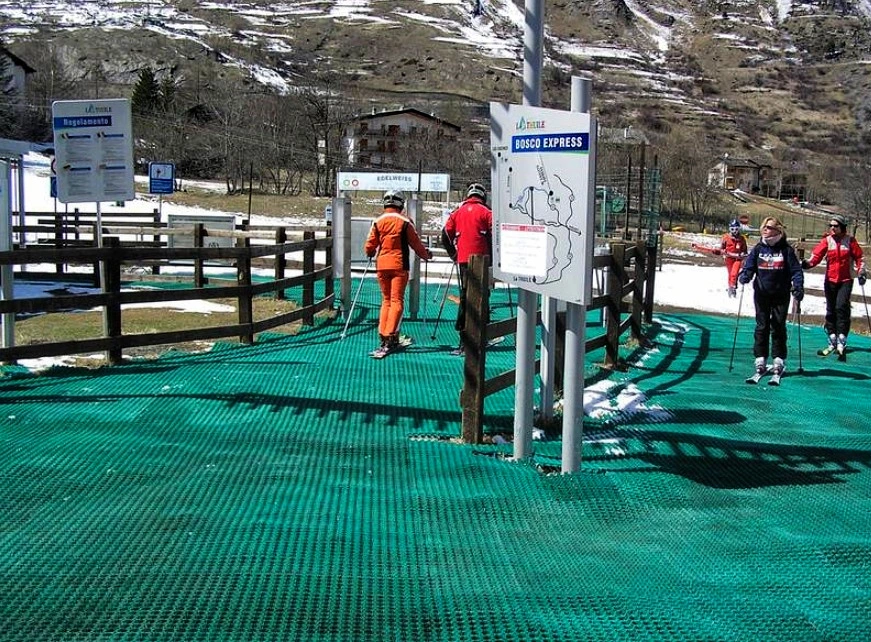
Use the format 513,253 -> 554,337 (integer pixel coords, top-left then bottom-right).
440,183 -> 493,355
720,219 -> 748,298
801,214 -> 866,360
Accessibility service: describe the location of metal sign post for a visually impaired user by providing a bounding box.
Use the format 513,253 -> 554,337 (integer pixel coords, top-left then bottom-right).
0,160 -> 13,350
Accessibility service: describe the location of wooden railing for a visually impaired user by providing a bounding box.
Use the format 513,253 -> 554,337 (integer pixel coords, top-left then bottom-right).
459,240 -> 655,443
0,227 -> 333,365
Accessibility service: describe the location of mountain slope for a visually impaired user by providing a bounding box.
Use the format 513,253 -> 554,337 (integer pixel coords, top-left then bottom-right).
1,0 -> 870,159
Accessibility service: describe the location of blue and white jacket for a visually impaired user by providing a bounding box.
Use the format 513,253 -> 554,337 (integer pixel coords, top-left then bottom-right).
739,236 -> 803,297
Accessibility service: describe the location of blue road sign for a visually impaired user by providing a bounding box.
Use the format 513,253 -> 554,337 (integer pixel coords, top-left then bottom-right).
149,162 -> 175,195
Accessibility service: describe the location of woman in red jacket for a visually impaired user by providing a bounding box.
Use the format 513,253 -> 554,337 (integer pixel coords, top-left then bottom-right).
364,190 -> 432,357
802,214 -> 867,360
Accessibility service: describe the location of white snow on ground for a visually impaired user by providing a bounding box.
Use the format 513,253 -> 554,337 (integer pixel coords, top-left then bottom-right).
775,0 -> 792,21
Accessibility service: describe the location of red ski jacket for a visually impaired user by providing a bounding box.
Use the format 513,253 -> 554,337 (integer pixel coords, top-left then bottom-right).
719,233 -> 748,259
441,196 -> 493,264
807,233 -> 865,283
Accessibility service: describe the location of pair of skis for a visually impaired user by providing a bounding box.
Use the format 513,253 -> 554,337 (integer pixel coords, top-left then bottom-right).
818,344 -> 847,362
745,366 -> 783,386
369,335 -> 414,359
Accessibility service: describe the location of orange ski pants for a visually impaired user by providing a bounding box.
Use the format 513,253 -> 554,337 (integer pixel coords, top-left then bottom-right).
376,269 -> 409,338
726,257 -> 742,289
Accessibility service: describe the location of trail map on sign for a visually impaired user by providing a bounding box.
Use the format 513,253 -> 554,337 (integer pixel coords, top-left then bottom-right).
508,169 -> 580,284
490,103 -> 596,304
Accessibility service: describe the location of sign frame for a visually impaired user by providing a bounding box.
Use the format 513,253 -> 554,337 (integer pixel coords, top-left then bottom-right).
51,99 -> 135,204
490,102 -> 596,304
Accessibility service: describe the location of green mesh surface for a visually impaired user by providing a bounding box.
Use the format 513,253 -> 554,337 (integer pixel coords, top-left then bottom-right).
2,277 -> 871,641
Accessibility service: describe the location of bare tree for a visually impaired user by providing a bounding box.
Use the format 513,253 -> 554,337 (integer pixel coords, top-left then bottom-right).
839,157 -> 871,240
656,127 -> 720,231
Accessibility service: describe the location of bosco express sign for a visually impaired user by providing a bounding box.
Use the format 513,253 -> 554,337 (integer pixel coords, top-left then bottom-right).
511,133 -> 589,153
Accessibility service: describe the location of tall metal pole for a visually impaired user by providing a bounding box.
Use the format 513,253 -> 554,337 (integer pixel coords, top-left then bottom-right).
513,0 -> 544,461
0,160 -> 14,350
561,76 -> 592,473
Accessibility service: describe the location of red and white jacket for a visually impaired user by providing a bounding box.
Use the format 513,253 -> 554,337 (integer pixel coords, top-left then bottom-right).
719,233 -> 748,260
441,196 -> 493,264
807,233 -> 865,283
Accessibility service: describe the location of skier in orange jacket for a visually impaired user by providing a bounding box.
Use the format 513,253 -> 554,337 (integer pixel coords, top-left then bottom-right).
720,219 -> 748,298
364,190 -> 432,357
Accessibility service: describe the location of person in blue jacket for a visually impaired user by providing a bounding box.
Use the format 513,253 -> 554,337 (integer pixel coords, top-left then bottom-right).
738,216 -> 804,377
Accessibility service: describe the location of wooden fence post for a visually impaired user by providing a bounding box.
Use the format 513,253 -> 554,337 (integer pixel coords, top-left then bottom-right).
605,243 -> 625,368
151,208 -> 161,275
644,242 -> 657,323
237,237 -> 254,344
461,254 -> 489,444
274,227 -> 287,300
303,230 -> 315,325
631,240 -> 645,341
194,223 -> 205,288
104,237 -> 123,365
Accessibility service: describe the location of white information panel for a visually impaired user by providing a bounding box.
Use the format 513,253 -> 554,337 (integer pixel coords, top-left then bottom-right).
490,102 -> 596,304
167,213 -> 237,265
337,172 -> 450,193
52,99 -> 135,204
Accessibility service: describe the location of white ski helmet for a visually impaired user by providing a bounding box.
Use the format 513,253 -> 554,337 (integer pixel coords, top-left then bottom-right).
382,190 -> 405,210
467,183 -> 487,201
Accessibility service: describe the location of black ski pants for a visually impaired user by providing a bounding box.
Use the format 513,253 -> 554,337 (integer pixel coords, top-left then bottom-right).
823,279 -> 853,338
753,290 -> 790,361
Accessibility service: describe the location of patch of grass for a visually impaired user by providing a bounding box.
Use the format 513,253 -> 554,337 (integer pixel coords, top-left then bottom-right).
14,296 -> 335,362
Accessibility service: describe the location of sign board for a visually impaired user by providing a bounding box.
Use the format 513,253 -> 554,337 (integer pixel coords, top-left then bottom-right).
51,99 -> 135,203
351,217 -> 375,265
149,162 -> 175,194
337,172 -> 450,193
167,213 -> 237,265
489,102 -> 596,304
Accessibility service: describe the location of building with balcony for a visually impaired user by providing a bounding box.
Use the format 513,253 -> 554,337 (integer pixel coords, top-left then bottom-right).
343,107 -> 461,170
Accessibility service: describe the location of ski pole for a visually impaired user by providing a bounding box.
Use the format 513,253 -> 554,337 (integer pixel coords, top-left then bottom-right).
506,282 -> 515,317
795,301 -> 804,374
430,261 -> 456,340
861,281 -> 871,334
422,244 -> 429,326
341,257 -> 372,340
728,284 -> 745,372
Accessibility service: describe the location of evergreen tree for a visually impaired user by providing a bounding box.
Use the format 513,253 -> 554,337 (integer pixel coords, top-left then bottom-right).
131,67 -> 160,116
0,45 -> 19,138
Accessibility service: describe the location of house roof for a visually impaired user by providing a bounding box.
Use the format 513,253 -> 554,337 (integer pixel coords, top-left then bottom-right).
0,47 -> 35,74
352,107 -> 461,132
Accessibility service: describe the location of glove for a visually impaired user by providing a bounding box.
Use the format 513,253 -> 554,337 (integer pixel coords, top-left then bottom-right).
801,259 -> 811,270
425,249 -> 434,261
366,251 -> 375,259
738,272 -> 752,285
792,286 -> 804,302
859,270 -> 867,286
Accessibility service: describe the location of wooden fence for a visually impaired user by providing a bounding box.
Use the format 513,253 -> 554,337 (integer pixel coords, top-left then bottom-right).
0,226 -> 333,365
459,240 -> 656,443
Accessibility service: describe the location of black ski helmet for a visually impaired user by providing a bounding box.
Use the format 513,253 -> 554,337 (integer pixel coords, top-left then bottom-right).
466,183 -> 487,201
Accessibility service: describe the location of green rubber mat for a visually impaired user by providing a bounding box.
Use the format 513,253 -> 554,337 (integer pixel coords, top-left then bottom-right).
2,277 -> 870,641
